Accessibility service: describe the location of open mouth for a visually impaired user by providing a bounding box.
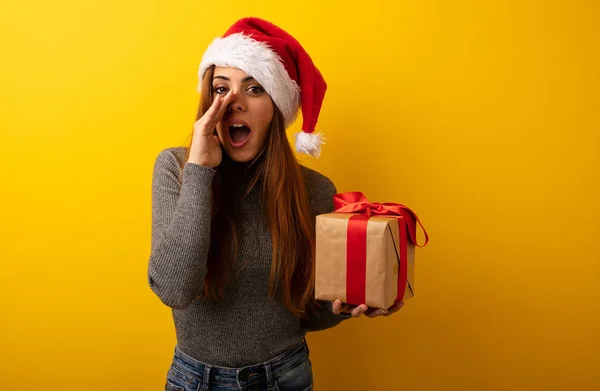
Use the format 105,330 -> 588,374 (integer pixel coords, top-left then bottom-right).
228,123 -> 251,147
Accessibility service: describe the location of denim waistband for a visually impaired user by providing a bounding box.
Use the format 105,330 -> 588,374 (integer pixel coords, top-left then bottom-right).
172,339 -> 309,389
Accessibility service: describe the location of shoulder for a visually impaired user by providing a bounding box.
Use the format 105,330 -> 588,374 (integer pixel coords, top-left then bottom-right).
300,165 -> 336,194
151,147 -> 190,186
153,146 -> 188,173
154,146 -> 188,165
300,165 -> 337,215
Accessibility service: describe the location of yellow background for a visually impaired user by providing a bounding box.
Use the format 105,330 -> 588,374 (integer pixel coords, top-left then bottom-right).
1,0 -> 598,390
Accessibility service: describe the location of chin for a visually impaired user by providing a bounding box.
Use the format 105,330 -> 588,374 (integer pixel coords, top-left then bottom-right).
226,148 -> 259,163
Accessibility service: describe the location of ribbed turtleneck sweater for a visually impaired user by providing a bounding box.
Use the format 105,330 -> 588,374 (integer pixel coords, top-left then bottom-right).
147,147 -> 350,367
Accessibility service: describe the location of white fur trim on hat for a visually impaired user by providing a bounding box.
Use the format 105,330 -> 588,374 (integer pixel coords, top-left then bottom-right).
294,131 -> 324,158
197,33 -> 300,128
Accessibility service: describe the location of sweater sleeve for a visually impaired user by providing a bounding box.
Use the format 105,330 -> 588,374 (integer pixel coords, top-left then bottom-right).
301,168 -> 353,331
302,301 -> 353,332
147,148 -> 216,309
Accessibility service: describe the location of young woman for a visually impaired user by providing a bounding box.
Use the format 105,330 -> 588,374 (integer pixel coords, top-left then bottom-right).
148,17 -> 404,391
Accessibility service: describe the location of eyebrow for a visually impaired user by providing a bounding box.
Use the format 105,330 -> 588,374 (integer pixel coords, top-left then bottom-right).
213,75 -> 256,83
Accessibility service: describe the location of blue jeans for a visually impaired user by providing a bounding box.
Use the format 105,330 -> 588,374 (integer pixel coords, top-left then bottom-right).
165,339 -> 313,391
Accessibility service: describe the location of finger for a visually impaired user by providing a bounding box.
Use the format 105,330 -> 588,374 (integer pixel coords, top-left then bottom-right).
351,304 -> 368,318
365,307 -> 388,318
202,90 -> 234,124
331,300 -> 343,315
212,90 -> 237,124
195,95 -> 224,136
340,304 -> 358,313
384,300 -> 405,317
203,93 -> 224,119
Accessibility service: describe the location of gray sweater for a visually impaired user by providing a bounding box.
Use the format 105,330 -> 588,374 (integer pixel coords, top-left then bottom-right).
148,147 -> 350,366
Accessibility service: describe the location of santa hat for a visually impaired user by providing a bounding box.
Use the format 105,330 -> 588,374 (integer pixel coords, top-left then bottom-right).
197,17 -> 327,158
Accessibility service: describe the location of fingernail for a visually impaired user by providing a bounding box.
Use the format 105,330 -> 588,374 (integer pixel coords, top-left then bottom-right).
380,309 -> 388,314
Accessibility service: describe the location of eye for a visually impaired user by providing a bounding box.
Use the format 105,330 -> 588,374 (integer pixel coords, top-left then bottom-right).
247,85 -> 265,94
213,86 -> 228,95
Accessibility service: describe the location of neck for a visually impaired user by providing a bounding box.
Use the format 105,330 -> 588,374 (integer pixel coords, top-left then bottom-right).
219,151 -> 266,200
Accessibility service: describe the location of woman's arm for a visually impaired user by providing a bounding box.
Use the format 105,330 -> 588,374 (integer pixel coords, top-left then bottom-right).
147,148 -> 215,309
302,301 -> 353,331
301,167 -> 354,331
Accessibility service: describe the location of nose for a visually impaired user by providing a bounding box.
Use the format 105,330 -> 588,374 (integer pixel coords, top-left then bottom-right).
227,90 -> 247,112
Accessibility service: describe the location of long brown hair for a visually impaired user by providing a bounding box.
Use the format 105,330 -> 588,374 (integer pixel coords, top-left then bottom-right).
184,65 -> 317,318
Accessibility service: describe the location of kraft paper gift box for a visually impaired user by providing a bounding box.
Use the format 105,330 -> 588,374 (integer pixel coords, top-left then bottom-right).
315,192 -> 429,309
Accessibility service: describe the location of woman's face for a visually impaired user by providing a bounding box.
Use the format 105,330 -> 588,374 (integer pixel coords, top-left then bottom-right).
213,66 -> 275,163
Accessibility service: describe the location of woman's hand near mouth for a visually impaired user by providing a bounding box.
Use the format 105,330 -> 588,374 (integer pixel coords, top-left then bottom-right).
188,90 -> 237,168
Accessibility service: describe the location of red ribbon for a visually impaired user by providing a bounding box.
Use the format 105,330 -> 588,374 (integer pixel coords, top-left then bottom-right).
333,192 -> 429,306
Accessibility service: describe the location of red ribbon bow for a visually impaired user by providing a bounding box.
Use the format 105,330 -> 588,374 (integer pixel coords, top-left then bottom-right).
333,192 -> 429,247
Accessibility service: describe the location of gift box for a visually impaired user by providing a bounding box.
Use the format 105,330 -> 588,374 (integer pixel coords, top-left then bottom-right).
315,192 -> 429,309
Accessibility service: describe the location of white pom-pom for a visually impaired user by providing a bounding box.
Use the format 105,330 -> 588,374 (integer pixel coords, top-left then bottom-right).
294,131 -> 325,158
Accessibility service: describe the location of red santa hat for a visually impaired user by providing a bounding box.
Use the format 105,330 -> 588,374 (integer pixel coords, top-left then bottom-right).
197,17 -> 327,158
